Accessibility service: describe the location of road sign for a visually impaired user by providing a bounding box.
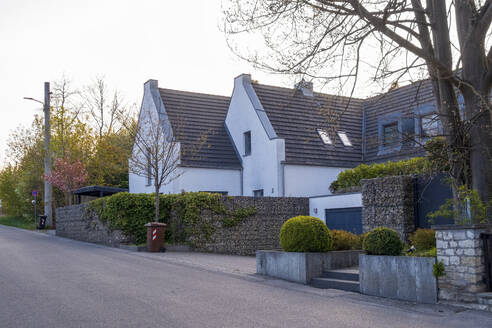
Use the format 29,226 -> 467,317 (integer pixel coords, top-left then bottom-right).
32,190 -> 38,197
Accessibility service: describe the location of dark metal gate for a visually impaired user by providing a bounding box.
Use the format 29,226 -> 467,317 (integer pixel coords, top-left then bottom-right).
325,207 -> 363,234
481,233 -> 492,291
414,174 -> 454,228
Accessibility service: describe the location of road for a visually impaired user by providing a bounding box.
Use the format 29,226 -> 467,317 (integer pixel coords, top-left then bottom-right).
1,225 -> 491,328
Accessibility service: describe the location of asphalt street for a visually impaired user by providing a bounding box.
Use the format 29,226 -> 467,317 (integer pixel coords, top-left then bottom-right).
1,225 -> 492,328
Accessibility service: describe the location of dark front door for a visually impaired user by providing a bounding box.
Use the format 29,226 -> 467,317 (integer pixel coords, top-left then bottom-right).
414,174 -> 454,228
325,207 -> 362,234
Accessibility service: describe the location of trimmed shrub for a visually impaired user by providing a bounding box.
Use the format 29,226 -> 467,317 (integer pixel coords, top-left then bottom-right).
279,216 -> 333,252
330,157 -> 432,192
362,227 -> 403,256
331,230 -> 361,250
410,229 -> 436,251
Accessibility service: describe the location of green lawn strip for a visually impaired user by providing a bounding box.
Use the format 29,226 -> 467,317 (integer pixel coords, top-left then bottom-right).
0,215 -> 36,230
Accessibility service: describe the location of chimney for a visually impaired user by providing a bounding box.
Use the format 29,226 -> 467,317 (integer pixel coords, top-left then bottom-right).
295,80 -> 314,96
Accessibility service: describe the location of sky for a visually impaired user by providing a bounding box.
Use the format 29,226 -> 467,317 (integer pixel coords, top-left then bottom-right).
0,0 -> 297,164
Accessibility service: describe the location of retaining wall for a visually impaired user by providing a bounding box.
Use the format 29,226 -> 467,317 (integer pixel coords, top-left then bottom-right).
55,203 -> 131,247
55,196 -> 309,256
256,250 -> 362,284
359,254 -> 437,304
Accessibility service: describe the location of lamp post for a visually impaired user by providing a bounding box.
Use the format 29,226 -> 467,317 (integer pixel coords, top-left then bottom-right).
24,82 -> 52,227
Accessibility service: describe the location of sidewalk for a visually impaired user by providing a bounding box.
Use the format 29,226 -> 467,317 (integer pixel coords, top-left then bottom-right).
133,251 -> 257,276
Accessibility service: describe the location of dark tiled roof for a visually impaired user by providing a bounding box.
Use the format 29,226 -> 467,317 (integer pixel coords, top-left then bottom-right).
363,80 -> 434,163
159,88 -> 241,169
251,83 -> 364,167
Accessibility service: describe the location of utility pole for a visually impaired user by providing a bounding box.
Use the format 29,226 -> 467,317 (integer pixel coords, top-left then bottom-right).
24,82 -> 52,227
43,82 -> 52,227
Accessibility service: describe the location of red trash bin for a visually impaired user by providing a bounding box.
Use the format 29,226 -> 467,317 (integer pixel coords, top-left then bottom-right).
145,222 -> 167,252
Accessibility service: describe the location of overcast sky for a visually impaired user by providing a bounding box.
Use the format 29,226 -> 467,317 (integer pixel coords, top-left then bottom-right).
0,0 -> 302,164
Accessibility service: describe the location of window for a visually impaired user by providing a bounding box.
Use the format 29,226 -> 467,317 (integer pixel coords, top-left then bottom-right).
146,156 -> 152,186
253,189 -> 264,197
383,122 -> 399,147
337,131 -> 352,146
244,131 -> 251,156
317,129 -> 332,145
420,113 -> 440,137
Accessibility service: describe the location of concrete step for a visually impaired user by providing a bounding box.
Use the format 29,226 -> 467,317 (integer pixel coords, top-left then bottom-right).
321,270 -> 359,282
310,277 -> 360,292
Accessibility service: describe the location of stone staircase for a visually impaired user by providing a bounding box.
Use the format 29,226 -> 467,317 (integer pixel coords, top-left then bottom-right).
310,267 -> 360,292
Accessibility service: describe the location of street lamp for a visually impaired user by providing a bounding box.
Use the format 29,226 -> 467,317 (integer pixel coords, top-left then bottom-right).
23,82 -> 52,227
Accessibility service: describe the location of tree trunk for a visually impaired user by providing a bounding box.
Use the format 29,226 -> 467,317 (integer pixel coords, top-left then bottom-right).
465,91 -> 492,212
154,184 -> 160,222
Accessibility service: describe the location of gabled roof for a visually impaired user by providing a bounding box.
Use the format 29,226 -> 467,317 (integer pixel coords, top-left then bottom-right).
159,88 -> 241,169
251,83 -> 364,167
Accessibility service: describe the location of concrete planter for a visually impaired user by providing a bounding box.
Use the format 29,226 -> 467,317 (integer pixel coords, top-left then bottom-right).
256,250 -> 362,284
359,254 -> 437,304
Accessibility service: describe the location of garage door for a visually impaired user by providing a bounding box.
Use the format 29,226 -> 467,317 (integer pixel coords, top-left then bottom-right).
325,207 -> 363,234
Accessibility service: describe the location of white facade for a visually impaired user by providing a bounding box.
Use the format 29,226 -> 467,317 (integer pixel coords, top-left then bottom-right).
130,75 -> 350,198
129,80 -> 241,196
225,75 -> 286,197
283,164 -> 349,197
309,193 -> 362,222
130,167 -> 241,195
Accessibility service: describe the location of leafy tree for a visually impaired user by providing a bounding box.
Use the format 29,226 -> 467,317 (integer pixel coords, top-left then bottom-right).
224,0 -> 492,217
43,158 -> 88,206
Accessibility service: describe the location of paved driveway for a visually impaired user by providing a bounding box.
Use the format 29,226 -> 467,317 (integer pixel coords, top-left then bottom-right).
1,225 -> 491,328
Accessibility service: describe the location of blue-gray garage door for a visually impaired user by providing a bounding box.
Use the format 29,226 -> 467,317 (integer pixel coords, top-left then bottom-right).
325,207 -> 363,234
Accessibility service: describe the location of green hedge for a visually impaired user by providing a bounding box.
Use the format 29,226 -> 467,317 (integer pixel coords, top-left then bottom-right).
330,157 -> 432,192
279,216 -> 333,252
331,230 -> 362,250
88,192 -> 256,245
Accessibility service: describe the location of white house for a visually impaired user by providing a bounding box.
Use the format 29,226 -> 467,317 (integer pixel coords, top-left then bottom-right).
130,74 -> 441,199
129,75 -> 366,197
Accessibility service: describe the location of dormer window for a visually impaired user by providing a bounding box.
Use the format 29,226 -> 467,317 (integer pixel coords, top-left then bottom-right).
317,129 -> 332,145
337,131 -> 352,146
383,122 -> 399,147
420,113 -> 440,137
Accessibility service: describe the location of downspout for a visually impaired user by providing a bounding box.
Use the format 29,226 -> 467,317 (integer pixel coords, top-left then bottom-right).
240,168 -> 244,196
362,105 -> 366,163
281,161 -> 285,197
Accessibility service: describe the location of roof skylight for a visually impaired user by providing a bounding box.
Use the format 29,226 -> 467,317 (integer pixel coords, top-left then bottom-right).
337,131 -> 352,146
317,129 -> 332,145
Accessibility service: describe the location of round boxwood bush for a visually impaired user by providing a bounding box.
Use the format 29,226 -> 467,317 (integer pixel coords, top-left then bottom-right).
362,227 -> 403,256
410,229 -> 436,251
279,216 -> 333,252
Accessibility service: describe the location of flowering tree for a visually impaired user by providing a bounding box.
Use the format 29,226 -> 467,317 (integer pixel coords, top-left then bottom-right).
44,158 -> 88,205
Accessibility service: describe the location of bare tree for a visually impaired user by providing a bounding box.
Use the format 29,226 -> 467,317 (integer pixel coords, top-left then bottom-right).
84,77 -> 130,137
224,0 -> 492,215
129,111 -> 181,222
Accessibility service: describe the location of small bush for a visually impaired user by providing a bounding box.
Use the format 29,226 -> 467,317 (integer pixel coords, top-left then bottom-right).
362,227 -> 403,256
279,216 -> 333,252
410,229 -> 436,251
331,230 -> 361,250
433,261 -> 445,277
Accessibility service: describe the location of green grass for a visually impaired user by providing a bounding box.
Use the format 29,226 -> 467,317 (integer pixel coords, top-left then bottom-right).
0,215 -> 36,230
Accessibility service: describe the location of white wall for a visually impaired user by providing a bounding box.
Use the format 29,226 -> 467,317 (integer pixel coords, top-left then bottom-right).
225,74 -> 285,196
129,80 -> 242,196
284,164 -> 349,197
309,193 -> 362,222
